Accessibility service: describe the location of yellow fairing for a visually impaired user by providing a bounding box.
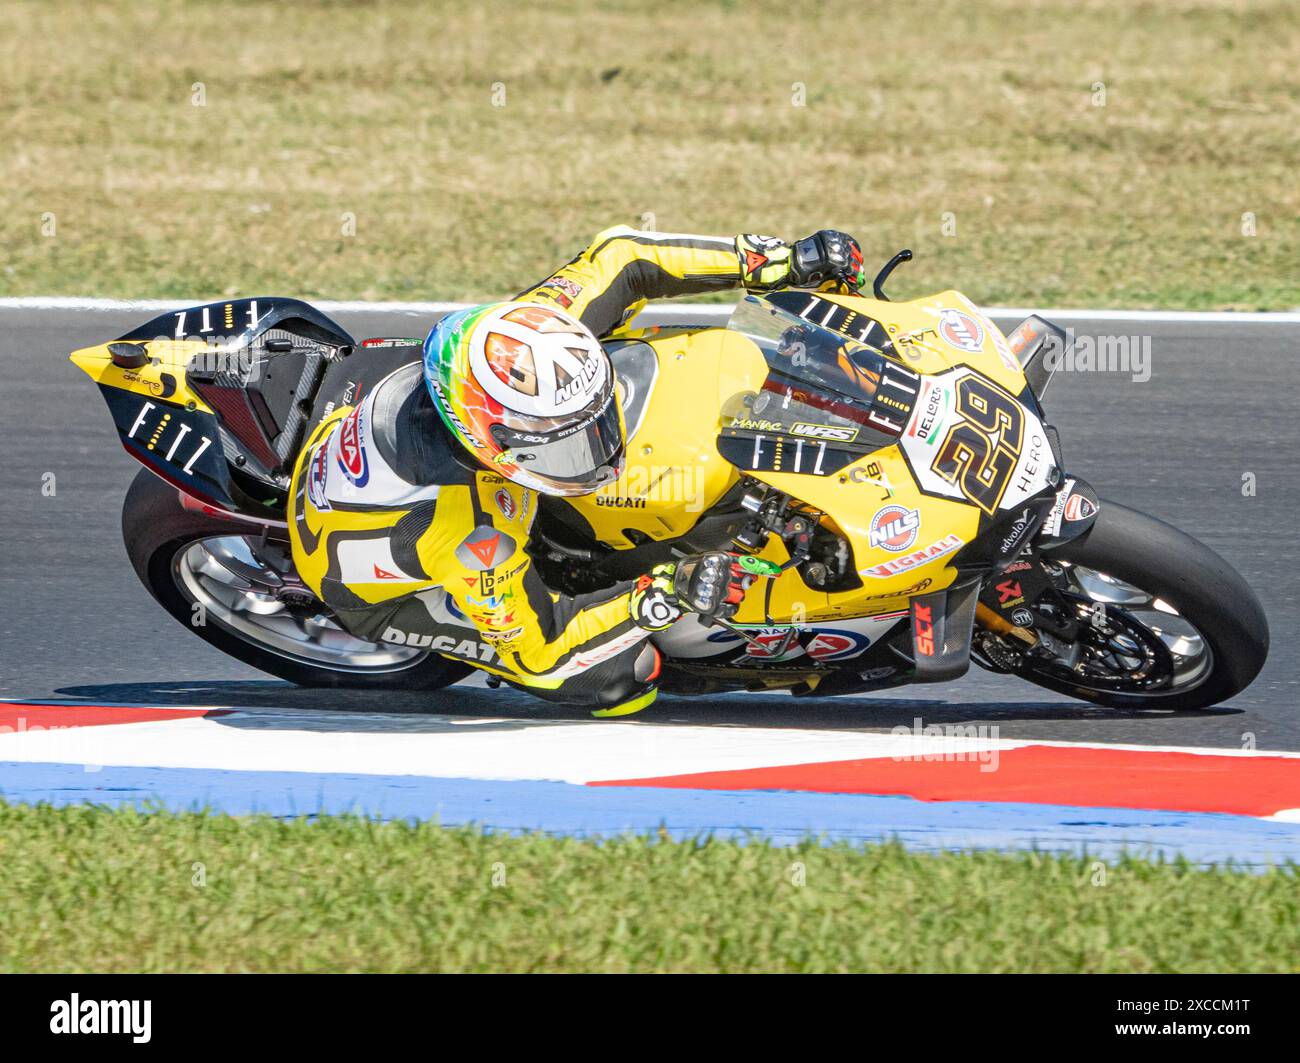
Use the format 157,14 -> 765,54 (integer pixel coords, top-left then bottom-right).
69,340 -> 213,412
567,328 -> 751,548
571,290 -> 1027,625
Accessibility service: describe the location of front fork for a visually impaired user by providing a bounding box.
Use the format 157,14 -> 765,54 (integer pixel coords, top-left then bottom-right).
908,475 -> 1102,679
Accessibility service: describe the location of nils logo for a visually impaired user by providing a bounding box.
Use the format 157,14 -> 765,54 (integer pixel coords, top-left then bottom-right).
870,505 -> 921,552
937,309 -> 985,353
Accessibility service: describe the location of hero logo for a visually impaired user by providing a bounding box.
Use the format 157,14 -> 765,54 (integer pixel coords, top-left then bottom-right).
937,309 -> 985,353
336,405 -> 369,487
869,505 -> 921,553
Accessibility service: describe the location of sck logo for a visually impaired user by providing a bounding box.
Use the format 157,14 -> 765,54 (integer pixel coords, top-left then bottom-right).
912,603 -> 937,657
870,505 -> 921,552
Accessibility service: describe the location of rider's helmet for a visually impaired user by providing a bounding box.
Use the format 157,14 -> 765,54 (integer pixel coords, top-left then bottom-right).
422,302 -> 625,496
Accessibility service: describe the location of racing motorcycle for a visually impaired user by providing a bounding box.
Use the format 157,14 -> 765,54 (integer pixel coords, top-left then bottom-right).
70,252 -> 1268,711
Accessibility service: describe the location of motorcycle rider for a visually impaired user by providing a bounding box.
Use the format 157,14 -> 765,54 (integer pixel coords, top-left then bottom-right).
288,226 -> 867,715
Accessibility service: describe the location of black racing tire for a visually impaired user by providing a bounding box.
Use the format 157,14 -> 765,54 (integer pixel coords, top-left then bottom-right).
121,468 -> 472,690
1016,499 -> 1269,710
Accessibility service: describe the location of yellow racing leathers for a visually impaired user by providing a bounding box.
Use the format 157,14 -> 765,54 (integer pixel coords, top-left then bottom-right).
288,227 -> 799,711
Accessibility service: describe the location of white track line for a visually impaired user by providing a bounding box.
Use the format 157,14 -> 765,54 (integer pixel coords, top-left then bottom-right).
1,296 -> 1298,323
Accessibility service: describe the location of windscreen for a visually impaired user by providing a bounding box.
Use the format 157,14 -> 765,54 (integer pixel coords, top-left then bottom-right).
718,293 -> 921,477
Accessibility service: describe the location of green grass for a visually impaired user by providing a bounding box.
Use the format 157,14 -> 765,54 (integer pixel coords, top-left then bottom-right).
0,0 -> 1296,308
1,802 -> 1297,972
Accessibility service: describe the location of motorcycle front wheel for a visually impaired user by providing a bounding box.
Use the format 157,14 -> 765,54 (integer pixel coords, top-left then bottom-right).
998,500 -> 1268,711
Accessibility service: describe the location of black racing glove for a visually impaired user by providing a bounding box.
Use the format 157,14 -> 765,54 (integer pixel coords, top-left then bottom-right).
629,552 -> 781,631
790,229 -> 866,291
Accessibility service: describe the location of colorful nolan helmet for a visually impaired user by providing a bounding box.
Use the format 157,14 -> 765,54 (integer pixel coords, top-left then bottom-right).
422,302 -> 625,496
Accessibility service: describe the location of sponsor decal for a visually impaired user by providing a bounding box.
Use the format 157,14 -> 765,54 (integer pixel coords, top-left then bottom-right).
869,504 -> 921,553
553,351 -> 602,405
862,533 -> 963,578
847,460 -> 894,498
595,495 -> 647,509
937,309 -> 985,353
908,378 -> 950,444
1064,493 -> 1097,522
998,507 -> 1035,556
1008,321 -> 1040,356
805,629 -> 872,661
427,377 -> 481,446
1011,607 -> 1034,627
743,630 -> 805,660
336,405 -> 369,487
465,592 -> 511,608
373,563 -> 403,580
495,488 -> 516,520
862,578 -> 932,600
730,416 -> 788,433
381,626 -> 498,663
996,579 -> 1025,606
1043,477 -> 1077,537
912,603 -> 937,657
306,443 -> 331,511
455,525 -> 516,571
893,327 -> 938,359
360,337 -> 418,348
791,422 -> 858,442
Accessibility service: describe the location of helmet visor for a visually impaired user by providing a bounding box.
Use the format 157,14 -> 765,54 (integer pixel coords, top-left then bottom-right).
495,391 -> 625,492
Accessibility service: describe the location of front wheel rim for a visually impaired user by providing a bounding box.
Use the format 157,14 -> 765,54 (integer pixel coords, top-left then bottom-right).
172,535 -> 428,673
1022,563 -> 1216,700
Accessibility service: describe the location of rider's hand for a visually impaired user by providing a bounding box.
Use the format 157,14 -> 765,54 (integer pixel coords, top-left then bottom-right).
790,229 -> 866,292
631,552 -> 767,633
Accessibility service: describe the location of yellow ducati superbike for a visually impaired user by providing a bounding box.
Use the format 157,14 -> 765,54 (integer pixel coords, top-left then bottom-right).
71,254 -> 1268,710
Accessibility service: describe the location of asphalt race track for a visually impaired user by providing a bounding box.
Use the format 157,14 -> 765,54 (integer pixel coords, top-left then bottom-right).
2,303 -> 1299,863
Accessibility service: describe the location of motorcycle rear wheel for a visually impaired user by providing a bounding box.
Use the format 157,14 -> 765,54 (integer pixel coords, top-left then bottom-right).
121,469 -> 471,690
1006,500 -> 1268,711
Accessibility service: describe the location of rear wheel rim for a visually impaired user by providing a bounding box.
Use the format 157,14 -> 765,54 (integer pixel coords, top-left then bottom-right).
172,535 -> 428,673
